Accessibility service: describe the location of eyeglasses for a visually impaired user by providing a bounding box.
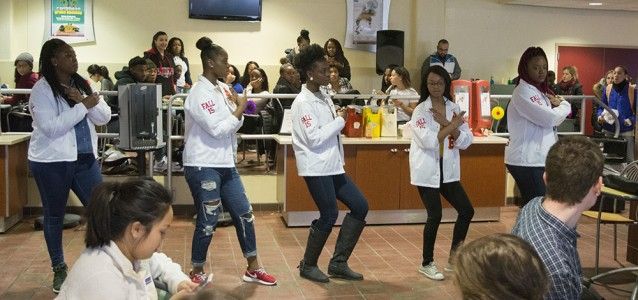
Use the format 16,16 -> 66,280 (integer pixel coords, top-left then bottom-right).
427,81 -> 445,87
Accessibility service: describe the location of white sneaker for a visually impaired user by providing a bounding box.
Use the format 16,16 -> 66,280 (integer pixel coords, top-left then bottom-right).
153,157 -> 167,172
418,262 -> 445,280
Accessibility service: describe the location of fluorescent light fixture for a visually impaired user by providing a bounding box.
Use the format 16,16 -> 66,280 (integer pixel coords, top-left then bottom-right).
589,2 -> 603,5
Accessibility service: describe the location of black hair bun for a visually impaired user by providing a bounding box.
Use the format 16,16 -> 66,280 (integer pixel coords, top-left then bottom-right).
293,43 -> 324,70
300,29 -> 310,39
196,37 -> 213,51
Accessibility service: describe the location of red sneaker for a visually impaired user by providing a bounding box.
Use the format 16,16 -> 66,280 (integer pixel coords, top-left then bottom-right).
242,268 -> 277,286
189,271 -> 209,285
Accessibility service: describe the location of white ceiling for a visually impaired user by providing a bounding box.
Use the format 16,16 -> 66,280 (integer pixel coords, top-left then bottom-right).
501,0 -> 638,12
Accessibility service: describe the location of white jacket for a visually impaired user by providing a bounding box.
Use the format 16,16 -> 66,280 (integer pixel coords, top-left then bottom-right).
56,241 -> 189,300
505,79 -> 571,167
409,98 -> 473,187
183,75 -> 243,168
28,78 -> 111,162
291,84 -> 345,176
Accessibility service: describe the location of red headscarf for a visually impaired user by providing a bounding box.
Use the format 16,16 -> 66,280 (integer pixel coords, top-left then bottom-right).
517,47 -> 554,96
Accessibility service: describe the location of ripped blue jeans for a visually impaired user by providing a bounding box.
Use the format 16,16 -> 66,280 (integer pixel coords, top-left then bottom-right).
185,166 -> 257,267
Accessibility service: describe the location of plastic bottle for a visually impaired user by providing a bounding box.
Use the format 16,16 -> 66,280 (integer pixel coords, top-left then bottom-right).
490,76 -> 495,86
365,115 -> 373,138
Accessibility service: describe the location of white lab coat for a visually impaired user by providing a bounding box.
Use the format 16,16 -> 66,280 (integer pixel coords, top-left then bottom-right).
505,79 -> 571,167
57,241 -> 189,300
291,84 -> 345,176
409,97 -> 473,187
28,78 -> 111,162
183,75 -> 243,168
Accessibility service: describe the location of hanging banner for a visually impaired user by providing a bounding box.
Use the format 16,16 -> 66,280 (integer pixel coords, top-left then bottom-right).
44,0 -> 95,44
345,0 -> 391,52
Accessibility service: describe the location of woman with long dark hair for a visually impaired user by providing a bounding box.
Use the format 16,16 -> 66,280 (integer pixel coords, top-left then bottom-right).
239,61 -> 260,89
183,37 -> 277,286
144,31 -> 175,96
505,47 -> 570,207
168,37 -> 192,93
225,64 -> 243,94
291,44 -> 368,283
410,65 -> 474,281
324,38 -> 351,81
29,38 -> 111,293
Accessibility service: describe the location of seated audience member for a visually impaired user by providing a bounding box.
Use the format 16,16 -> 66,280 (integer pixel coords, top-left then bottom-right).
173,65 -> 184,93
324,38 -> 351,81
245,67 -> 270,113
512,136 -> 604,300
240,61 -> 260,89
326,63 -> 353,96
225,64 -> 244,94
273,63 -> 301,109
112,56 -> 148,113
57,178 -> 199,299
453,233 -> 549,300
380,64 -> 397,93
145,59 -> 158,83
87,64 -> 114,93
1,52 -> 39,106
387,66 -> 419,122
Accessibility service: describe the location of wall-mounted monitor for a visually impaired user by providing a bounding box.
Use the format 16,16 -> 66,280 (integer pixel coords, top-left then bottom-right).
189,0 -> 262,21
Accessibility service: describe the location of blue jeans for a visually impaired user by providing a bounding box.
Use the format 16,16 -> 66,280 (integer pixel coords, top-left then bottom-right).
506,164 -> 546,208
29,154 -> 103,267
303,174 -> 369,233
185,166 -> 257,267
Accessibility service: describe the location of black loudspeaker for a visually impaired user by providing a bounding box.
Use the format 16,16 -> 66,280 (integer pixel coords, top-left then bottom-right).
376,30 -> 404,75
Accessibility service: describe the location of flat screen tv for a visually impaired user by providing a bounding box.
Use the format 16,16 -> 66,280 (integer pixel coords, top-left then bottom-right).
189,0 -> 262,21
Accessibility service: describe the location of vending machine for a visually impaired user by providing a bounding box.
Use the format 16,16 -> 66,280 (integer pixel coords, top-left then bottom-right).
471,80 -> 492,136
451,79 -> 472,126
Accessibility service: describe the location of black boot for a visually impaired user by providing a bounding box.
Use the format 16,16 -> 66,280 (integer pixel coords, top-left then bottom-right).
299,222 -> 331,283
328,214 -> 366,280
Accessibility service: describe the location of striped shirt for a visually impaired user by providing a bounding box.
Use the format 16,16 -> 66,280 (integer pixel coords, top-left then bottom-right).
512,197 -> 582,300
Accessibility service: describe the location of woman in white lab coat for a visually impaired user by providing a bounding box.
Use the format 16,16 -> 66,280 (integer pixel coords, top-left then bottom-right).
410,65 -> 474,281
291,44 -> 368,283
505,47 -> 570,207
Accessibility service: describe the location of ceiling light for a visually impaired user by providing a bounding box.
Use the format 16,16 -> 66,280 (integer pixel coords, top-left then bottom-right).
589,2 -> 603,5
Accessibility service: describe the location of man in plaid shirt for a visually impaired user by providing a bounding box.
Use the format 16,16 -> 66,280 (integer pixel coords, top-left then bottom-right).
512,137 -> 604,300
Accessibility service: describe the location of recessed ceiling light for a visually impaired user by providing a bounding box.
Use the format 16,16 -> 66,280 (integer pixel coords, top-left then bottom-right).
589,2 -> 603,5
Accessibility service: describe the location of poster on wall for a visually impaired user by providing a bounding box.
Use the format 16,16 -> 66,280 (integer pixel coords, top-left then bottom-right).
44,0 -> 95,44
345,0 -> 391,52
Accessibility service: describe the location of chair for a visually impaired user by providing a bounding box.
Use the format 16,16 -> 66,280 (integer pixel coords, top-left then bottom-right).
583,161 -> 638,275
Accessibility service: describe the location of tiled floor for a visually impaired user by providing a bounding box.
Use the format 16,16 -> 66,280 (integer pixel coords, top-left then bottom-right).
0,208 -> 636,299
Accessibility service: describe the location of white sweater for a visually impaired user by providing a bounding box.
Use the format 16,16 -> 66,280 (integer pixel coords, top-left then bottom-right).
291,85 -> 345,176
56,241 -> 189,300
505,79 -> 571,167
28,78 -> 111,162
183,75 -> 243,168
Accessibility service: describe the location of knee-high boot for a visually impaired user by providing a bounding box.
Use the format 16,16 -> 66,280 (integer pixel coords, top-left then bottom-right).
299,221 -> 331,283
328,214 -> 366,280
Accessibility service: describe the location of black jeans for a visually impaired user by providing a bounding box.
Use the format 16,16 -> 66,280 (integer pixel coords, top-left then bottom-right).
418,163 -> 474,266
506,164 -> 545,208
303,174 -> 369,233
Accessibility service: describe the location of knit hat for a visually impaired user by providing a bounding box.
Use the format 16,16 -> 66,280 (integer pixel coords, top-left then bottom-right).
145,59 -> 157,69
15,52 -> 34,66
